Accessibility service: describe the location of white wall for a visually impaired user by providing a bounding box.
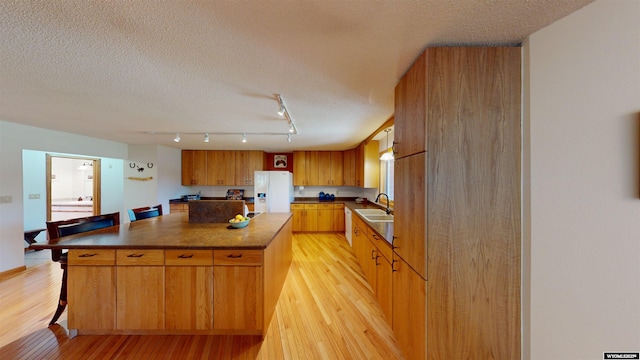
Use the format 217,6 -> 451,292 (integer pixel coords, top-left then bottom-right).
525,1 -> 640,358
0,120 -> 183,273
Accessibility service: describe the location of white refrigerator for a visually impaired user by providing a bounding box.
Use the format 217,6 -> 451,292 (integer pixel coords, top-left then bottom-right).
254,171 -> 294,213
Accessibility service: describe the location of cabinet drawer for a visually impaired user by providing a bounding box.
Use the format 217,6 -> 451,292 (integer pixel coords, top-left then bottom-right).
213,249 -> 262,266
116,249 -> 164,265
165,250 -> 213,266
317,204 -> 333,210
304,204 -> 318,209
68,249 -> 116,265
333,203 -> 345,210
290,204 -> 304,210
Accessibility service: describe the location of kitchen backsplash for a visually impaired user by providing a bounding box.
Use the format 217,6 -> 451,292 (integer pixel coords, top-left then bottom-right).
183,185 -> 378,201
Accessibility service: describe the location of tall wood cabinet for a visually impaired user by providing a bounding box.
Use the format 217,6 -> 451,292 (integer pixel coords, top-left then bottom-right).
206,150 -> 236,185
393,46 -> 521,359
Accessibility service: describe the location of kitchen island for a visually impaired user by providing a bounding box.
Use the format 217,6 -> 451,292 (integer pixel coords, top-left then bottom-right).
31,212 -> 292,338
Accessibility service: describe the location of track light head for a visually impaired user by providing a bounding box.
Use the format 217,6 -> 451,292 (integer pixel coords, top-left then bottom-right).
242,133 -> 247,143
174,133 -> 181,143
204,133 -> 209,143
278,106 -> 286,117
287,134 -> 292,143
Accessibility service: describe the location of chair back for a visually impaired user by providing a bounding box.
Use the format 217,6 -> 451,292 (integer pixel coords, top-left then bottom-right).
46,212 -> 120,261
130,204 -> 163,221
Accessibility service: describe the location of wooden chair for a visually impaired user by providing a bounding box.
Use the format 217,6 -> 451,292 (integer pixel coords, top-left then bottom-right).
129,204 -> 163,221
45,212 -> 120,326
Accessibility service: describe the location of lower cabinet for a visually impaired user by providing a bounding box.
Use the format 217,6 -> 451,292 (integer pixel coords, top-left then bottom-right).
291,202 -> 346,233
317,204 -> 334,232
333,203 -> 345,232
67,250 -> 116,330
392,255 -> 427,360
116,250 -> 165,330
213,249 -> 263,332
165,250 -> 214,330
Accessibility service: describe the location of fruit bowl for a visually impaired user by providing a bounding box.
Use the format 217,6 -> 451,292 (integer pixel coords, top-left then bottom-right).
229,217 -> 250,228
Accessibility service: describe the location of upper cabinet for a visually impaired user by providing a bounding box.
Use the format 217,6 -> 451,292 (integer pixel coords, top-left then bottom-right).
182,150 -> 207,186
317,151 -> 344,186
235,151 -> 266,186
342,149 -> 356,186
355,141 -> 379,188
394,51 -> 426,158
181,150 -> 265,187
206,151 -> 236,186
293,151 -> 319,186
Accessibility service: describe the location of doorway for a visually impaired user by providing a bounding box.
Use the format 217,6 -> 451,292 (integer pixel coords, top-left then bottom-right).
46,154 -> 101,221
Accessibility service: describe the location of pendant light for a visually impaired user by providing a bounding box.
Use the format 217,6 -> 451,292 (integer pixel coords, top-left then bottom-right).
380,128 -> 394,161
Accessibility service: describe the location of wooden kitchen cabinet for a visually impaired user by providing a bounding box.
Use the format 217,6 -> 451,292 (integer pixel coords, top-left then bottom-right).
303,204 -> 318,232
206,150 -> 236,186
333,203 -> 345,232
182,150 -> 207,185
355,141 -> 380,188
169,203 -> 189,213
317,151 -> 344,186
393,153 -> 427,279
290,203 -> 318,232
235,150 -> 265,185
116,250 -> 165,330
394,50 -> 426,159
342,149 -> 356,186
165,250 -> 214,330
392,46 -> 521,359
293,151 -> 319,186
392,255 -> 426,360
374,242 -> 393,323
67,250 -> 116,330
213,249 -> 263,331
317,203 -> 334,231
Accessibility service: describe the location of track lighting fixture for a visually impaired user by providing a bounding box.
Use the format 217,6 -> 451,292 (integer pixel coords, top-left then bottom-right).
287,134 -> 292,143
242,133 -> 247,143
174,133 -> 181,143
204,133 -> 209,143
276,94 -> 298,135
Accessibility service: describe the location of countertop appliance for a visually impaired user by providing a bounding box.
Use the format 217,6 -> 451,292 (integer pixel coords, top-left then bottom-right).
254,171 -> 294,213
344,207 -> 352,246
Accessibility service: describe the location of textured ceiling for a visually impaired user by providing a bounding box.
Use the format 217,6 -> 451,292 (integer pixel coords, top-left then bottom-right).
0,0 -> 593,152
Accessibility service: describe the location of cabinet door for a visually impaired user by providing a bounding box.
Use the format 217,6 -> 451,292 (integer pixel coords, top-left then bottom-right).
392,255 -> 426,360
165,250 -> 214,330
330,151 -> 344,185
317,152 -> 332,186
116,266 -> 164,330
207,150 -> 235,185
305,151 -> 319,185
68,250 -> 116,330
182,150 -> 207,185
293,151 -> 306,186
342,149 -> 356,186
235,150 -> 265,185
393,154 -> 427,279
375,251 -> 393,324
394,50 -> 426,158
116,250 -> 164,330
317,204 -> 333,232
213,265 -> 262,331
333,204 -> 345,232
363,237 -> 377,291
303,204 -> 318,232
290,204 -> 304,232
355,141 -> 380,188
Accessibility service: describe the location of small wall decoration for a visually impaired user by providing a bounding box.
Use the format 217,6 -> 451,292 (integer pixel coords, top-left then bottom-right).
274,154 -> 287,168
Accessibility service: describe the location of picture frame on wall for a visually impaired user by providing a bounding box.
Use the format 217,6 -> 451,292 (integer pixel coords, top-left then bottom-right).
274,154 -> 287,168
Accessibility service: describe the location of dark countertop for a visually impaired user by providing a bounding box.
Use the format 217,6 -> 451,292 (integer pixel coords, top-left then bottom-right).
170,197 -> 255,204
30,212 -> 292,251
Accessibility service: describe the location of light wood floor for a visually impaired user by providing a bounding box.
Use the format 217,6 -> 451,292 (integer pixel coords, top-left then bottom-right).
0,233 -> 404,359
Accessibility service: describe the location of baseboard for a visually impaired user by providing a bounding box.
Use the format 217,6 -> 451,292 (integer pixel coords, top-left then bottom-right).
0,265 -> 27,280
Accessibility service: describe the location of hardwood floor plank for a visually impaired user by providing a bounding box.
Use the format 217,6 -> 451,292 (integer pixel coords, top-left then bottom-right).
1,234 -> 403,359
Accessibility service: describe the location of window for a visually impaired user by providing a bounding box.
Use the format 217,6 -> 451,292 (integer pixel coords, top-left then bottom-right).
379,157 -> 394,205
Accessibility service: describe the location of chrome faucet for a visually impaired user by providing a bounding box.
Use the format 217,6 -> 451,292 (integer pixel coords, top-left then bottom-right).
375,193 -> 391,214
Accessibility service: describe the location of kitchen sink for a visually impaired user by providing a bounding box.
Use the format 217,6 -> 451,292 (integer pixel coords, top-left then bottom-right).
355,209 -> 394,222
